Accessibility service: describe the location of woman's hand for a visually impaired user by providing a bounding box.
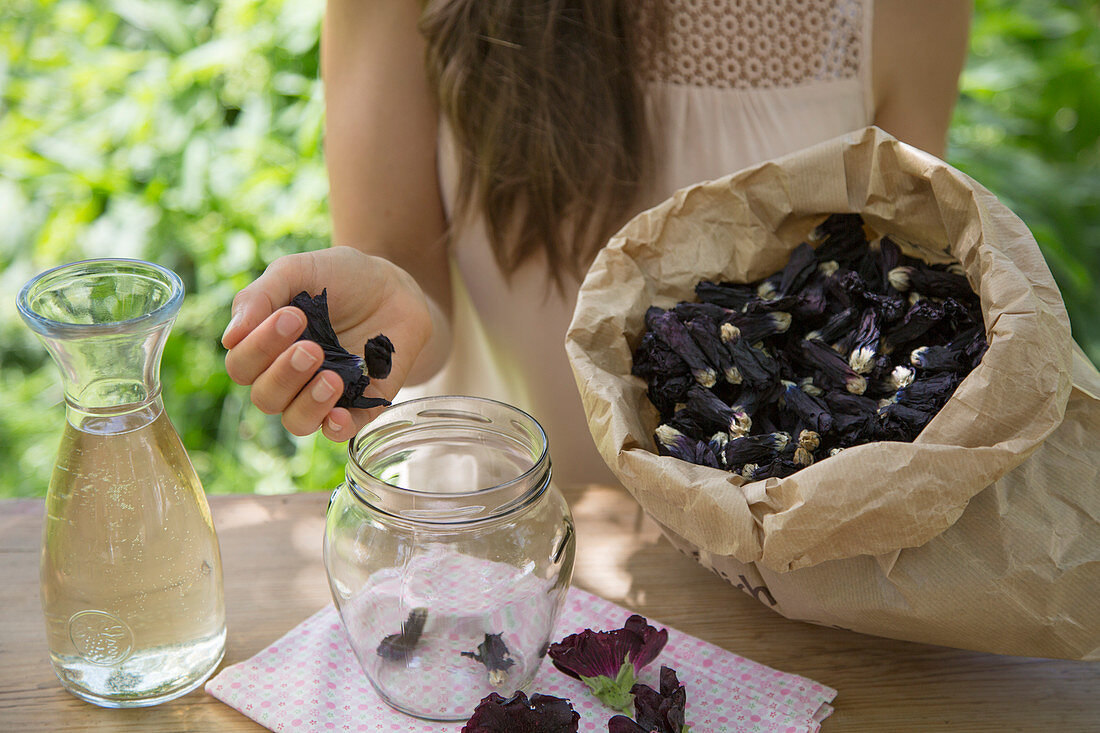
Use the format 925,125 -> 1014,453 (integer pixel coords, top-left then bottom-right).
222,246 -> 433,441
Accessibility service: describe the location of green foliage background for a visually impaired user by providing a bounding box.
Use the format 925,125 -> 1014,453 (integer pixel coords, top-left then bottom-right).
2,0 -> 1097,498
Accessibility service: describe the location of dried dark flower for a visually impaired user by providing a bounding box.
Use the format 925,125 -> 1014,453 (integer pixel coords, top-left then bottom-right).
778,242 -> 818,296
878,401 -> 935,440
805,306 -> 858,344
363,334 -> 395,379
548,615 -> 668,713
799,339 -> 867,394
649,311 -> 718,388
693,280 -> 756,310
847,309 -> 881,375
683,319 -> 738,384
607,666 -> 691,733
883,300 -> 946,352
462,691 -> 579,733
895,373 -> 958,412
655,424 -> 721,469
723,431 -> 791,468
290,290 -> 392,409
910,344 -> 965,373
888,265 -> 973,300
778,380 -> 835,433
720,326 -> 780,390
462,633 -> 516,687
376,608 -> 428,662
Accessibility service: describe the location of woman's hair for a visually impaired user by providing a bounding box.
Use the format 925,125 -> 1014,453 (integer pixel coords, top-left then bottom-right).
420,0 -> 654,286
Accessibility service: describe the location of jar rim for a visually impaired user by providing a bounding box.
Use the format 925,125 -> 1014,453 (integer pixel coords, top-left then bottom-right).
17,258 -> 184,338
344,395 -> 552,524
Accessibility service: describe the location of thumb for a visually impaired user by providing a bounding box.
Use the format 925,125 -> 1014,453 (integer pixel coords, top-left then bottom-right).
222,256 -> 313,349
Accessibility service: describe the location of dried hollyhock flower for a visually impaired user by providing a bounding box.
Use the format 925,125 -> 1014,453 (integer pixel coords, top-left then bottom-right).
462,691 -> 579,733
720,326 -> 780,390
779,380 -> 835,434
654,425 -> 721,469
805,305 -> 858,345
910,344 -> 965,373
896,373 -> 958,412
811,213 -> 867,264
888,265 -> 973,300
548,615 -> 669,713
878,401 -> 934,441
683,319 -> 738,384
847,309 -> 881,375
462,633 -> 516,687
799,339 -> 867,395
693,280 -> 756,310
883,299 -> 947,352
376,608 -> 428,662
608,666 -> 691,733
777,242 -> 818,296
723,432 -> 790,468
649,311 -> 717,388
290,290 -> 392,409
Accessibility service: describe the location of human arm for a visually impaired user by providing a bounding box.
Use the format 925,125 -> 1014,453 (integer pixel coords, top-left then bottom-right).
223,0 -> 451,441
872,0 -> 972,158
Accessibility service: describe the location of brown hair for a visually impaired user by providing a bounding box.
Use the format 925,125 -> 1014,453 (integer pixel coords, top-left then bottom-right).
420,0 -> 653,286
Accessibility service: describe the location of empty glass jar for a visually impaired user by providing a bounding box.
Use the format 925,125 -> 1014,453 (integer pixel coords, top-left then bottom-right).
323,396 -> 575,721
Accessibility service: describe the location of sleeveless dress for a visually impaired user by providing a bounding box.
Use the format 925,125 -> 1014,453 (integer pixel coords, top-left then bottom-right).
411,0 -> 875,487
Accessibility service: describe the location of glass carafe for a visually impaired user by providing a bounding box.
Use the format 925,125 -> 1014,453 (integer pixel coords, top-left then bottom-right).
17,259 -> 226,708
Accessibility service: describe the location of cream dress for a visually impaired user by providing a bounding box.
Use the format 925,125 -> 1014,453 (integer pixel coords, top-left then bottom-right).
410,0 -> 875,488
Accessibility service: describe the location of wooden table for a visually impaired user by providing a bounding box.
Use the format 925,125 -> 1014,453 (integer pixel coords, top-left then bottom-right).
2,487 -> 1097,731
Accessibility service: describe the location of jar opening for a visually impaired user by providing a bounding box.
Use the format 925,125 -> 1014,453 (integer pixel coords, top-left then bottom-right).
345,396 -> 552,524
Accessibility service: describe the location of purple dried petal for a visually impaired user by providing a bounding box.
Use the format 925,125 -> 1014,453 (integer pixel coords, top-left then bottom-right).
910,344 -> 965,373
812,213 -> 867,264
805,306 -> 858,345
462,691 -> 579,733
683,319 -> 736,383
895,373 -> 958,412
376,608 -> 428,662
289,289 -> 391,410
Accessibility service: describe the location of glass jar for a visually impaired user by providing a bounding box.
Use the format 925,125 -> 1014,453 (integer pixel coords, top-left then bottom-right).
17,259 -> 226,708
324,396 -> 576,721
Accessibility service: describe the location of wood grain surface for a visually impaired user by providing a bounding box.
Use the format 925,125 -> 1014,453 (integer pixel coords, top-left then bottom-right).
1,487 -> 1097,732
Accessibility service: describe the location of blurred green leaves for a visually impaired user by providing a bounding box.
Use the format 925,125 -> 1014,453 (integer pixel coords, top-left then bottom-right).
1,0 -> 341,497
1,0 -> 1097,498
949,0 -> 1100,365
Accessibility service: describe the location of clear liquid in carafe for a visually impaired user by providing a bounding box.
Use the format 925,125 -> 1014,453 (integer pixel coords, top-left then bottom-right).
41,407 -> 226,707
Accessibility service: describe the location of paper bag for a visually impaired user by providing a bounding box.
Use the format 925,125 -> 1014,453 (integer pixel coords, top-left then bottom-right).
565,126 -> 1100,660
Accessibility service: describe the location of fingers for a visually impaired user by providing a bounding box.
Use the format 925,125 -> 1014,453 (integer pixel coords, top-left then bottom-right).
279,370 -> 345,436
222,256 -> 315,349
224,306 -> 306,386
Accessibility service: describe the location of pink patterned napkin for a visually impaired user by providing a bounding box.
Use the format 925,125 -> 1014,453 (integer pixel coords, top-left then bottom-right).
206,588 -> 835,732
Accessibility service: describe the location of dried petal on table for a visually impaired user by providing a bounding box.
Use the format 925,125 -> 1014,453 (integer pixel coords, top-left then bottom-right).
608,666 -> 692,733
462,691 -> 579,733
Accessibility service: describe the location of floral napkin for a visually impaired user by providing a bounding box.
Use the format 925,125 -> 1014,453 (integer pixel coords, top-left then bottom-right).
205,587 -> 835,732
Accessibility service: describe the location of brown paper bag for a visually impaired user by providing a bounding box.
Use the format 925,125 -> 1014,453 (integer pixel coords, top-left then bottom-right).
565,126 -> 1100,660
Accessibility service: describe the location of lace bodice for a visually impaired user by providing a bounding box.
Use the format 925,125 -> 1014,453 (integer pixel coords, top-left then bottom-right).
633,0 -> 864,90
